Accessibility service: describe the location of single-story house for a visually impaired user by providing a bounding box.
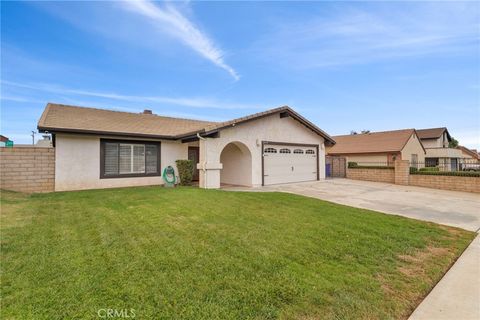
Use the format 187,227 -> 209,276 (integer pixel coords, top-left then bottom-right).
326,129 -> 426,167
416,127 -> 464,170
457,145 -> 480,161
38,103 -> 335,191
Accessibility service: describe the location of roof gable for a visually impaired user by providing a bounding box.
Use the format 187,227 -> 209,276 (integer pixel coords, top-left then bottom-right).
328,129 -> 417,154
457,145 -> 480,160
417,127 -> 451,141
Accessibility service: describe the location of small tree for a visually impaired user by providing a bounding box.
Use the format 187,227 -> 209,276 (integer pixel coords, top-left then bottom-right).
175,160 -> 194,186
449,137 -> 459,148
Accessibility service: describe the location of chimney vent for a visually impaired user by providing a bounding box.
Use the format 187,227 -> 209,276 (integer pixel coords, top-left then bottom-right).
143,109 -> 153,115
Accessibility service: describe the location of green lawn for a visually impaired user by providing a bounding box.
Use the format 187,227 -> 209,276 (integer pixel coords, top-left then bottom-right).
1,187 -> 474,319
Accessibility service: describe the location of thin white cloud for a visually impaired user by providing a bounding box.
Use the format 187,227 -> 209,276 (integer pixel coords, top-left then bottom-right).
254,3 -> 479,68
121,0 -> 239,80
0,95 -> 44,103
2,80 -> 258,110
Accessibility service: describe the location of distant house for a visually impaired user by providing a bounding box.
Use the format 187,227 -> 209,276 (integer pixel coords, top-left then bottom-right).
416,127 -> 464,170
326,129 -> 425,167
457,145 -> 480,161
0,135 -> 10,147
36,135 -> 53,148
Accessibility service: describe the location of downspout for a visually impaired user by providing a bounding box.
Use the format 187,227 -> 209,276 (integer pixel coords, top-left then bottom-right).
197,133 -> 207,188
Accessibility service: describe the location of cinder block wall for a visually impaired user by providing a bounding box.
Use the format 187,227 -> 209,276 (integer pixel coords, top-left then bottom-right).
345,160 -> 479,193
346,168 -> 395,184
410,175 -> 480,193
394,160 -> 410,185
0,147 -> 55,193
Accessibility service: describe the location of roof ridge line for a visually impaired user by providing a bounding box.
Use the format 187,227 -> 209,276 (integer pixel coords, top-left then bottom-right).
333,128 -> 415,137
46,102 -> 217,124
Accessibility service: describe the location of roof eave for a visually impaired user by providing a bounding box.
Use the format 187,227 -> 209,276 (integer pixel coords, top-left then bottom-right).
328,150 -> 402,155
38,126 -> 178,140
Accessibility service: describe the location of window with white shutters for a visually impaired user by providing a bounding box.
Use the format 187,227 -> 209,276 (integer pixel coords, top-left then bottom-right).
101,140 -> 160,178
104,143 -> 119,175
145,145 -> 159,174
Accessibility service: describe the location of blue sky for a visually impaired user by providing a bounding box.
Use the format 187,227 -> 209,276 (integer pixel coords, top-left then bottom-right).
1,1 -> 479,149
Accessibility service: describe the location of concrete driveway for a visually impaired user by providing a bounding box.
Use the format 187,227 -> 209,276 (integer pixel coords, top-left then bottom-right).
257,178 -> 480,232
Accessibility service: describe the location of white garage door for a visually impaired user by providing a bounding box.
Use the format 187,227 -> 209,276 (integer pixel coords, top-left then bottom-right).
263,144 -> 318,185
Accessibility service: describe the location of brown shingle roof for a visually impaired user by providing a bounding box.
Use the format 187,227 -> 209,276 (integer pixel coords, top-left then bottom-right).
38,103 -> 217,139
416,127 -> 449,140
38,103 -> 335,143
328,129 -> 416,154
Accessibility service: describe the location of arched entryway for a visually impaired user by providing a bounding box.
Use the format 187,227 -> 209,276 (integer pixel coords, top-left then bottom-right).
219,141 -> 252,187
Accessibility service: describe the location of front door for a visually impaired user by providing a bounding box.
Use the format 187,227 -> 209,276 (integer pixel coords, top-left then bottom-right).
188,147 -> 200,181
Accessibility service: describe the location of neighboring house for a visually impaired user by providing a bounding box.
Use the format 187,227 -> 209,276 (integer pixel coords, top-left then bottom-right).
416,127 -> 464,171
456,145 -> 480,171
37,103 -> 335,191
457,145 -> 480,161
0,135 -> 9,147
36,135 -> 53,148
326,129 -> 425,167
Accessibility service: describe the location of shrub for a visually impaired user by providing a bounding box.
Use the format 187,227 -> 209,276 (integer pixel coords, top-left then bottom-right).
411,170 -> 480,177
348,162 -> 358,168
349,165 -> 394,170
419,167 -> 439,172
410,167 -> 418,174
175,160 -> 194,186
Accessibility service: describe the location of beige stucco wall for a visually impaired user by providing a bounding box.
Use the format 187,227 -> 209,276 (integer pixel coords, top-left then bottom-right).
219,143 -> 252,186
421,138 -> 442,148
424,147 -> 463,158
55,134 -> 189,191
459,150 -> 474,159
345,154 -> 388,165
400,133 -> 425,164
198,114 -> 326,188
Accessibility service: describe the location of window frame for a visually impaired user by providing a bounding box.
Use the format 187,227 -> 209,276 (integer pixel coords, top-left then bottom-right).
264,147 -> 277,154
100,139 -> 161,179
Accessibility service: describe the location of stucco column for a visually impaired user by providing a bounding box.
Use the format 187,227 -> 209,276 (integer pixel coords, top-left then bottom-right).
394,160 -> 410,185
197,138 -> 223,189
319,143 -> 326,179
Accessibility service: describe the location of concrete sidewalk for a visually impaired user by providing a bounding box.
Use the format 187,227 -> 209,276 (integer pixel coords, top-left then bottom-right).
409,235 -> 480,320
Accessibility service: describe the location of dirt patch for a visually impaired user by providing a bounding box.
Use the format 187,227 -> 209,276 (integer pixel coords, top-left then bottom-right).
398,246 -> 450,277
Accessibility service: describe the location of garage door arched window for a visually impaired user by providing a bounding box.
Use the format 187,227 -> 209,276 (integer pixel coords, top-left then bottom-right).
264,147 -> 277,154
279,148 -> 291,154
305,149 -> 315,154
293,149 -> 304,154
